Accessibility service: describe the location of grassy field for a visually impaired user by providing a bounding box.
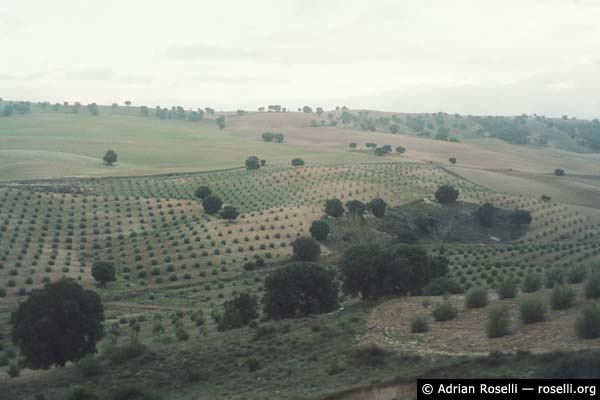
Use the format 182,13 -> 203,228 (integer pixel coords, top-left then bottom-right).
0,107 -> 368,180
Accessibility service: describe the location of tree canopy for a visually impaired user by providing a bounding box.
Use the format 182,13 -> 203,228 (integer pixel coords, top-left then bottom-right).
91,261 -> 116,286
325,198 -> 344,218
11,279 -> 104,369
309,220 -> 330,241
339,244 -> 449,299
263,262 -> 338,319
292,237 -> 321,262
245,156 -> 261,170
202,195 -> 223,214
102,150 -> 118,166
219,206 -> 239,222
434,185 -> 459,204
368,198 -> 388,218
217,293 -> 258,331
194,186 -> 212,200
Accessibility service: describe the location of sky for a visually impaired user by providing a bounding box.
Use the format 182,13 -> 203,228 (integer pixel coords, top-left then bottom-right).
1,0 -> 600,118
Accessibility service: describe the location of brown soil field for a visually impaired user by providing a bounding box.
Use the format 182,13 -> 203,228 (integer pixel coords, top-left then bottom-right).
361,285 -> 600,355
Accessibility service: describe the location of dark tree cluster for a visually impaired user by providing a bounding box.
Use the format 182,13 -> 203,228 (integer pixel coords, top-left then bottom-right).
291,158 -> 305,166
2,101 -> 31,117
217,293 -> 258,331
263,262 -> 338,319
261,132 -> 284,143
309,219 -> 330,241
325,198 -> 344,217
292,237 -> 321,262
245,156 -> 261,170
339,244 -> 449,299
510,209 -> 532,226
434,185 -> 459,204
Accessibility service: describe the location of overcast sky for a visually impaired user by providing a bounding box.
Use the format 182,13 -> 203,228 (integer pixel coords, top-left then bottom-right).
1,0 -> 599,118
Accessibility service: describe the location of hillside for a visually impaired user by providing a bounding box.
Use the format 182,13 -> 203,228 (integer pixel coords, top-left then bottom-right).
1,101 -> 600,400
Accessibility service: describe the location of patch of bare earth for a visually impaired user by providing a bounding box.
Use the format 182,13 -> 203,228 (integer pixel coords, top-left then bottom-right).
361,285 -> 600,355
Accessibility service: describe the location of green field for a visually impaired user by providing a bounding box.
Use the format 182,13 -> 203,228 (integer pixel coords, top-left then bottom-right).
0,107 -> 368,180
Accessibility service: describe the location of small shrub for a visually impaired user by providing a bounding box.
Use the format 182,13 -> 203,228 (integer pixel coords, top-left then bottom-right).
111,385 -> 158,400
550,285 -> 575,310
487,304 -> 510,338
545,267 -> 565,289
465,287 -> 488,309
77,355 -> 103,377
496,278 -> 518,299
7,363 -> 20,378
432,300 -> 457,322
566,265 -> 587,284
519,298 -> 546,324
575,304 -> 600,339
584,273 -> 600,299
423,277 -> 463,295
67,387 -> 99,400
521,273 -> 542,293
106,342 -> 148,365
411,314 -> 429,333
352,345 -> 386,367
247,358 -> 262,372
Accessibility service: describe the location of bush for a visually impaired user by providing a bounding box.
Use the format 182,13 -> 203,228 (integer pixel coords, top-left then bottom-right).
77,355 -> 103,377
67,387 -> 99,400
521,273 -> 542,293
432,300 -> 457,322
575,304 -> 600,339
106,342 -> 148,365
487,304 -> 510,338
309,220 -> 330,242
566,265 -> 587,284
434,185 -> 459,204
217,293 -> 258,331
411,315 -> 429,333
352,345 -> 386,367
263,262 -> 338,319
550,285 -> 575,310
496,278 -> 518,299
545,267 -> 565,289
111,385 -> 159,400
423,277 -> 463,296
465,287 -> 488,309
7,363 -> 20,378
584,273 -> 600,299
519,298 -> 546,324
292,237 -> 321,262
247,358 -> 262,372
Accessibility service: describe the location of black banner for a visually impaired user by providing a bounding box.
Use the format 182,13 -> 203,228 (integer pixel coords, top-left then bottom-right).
418,379 -> 598,399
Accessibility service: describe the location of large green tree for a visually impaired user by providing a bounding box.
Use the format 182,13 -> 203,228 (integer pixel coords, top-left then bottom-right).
434,185 -> 459,204
11,279 -> 104,369
292,237 -> 321,262
263,262 -> 338,319
339,244 -> 448,299
91,261 -> 116,286
217,293 -> 258,331
368,198 -> 388,218
245,156 -> 260,170
220,206 -> 239,222
202,195 -> 223,214
325,198 -> 344,217
309,220 -> 330,241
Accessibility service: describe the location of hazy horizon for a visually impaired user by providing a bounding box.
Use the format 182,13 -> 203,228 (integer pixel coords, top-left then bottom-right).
1,0 -> 599,118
